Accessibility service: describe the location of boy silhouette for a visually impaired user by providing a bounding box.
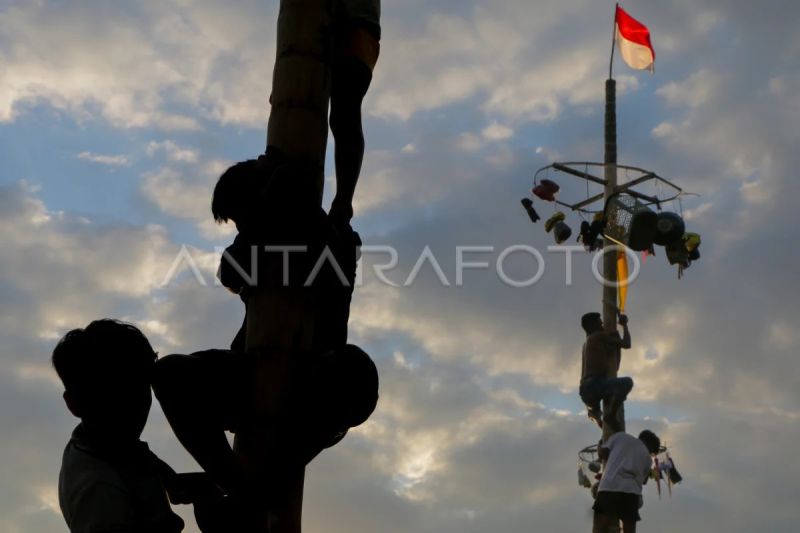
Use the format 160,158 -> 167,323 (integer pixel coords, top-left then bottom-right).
152,158 -> 378,516
211,153 -> 362,352
157,3 -> 383,507
53,319 -> 185,532
54,319 -> 225,533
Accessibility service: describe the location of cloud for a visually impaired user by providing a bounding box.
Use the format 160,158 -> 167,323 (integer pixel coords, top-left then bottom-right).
3,1 -> 800,532
76,151 -> 130,166
146,140 -> 200,164
457,133 -> 483,152
0,0 -> 276,130
134,142 -> 283,247
656,69 -> 721,109
0,182 -> 181,326
367,1 -> 650,125
140,155 -> 234,240
482,122 -> 513,141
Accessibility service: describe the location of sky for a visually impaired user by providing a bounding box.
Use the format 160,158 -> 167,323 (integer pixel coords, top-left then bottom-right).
1,0 -> 799,531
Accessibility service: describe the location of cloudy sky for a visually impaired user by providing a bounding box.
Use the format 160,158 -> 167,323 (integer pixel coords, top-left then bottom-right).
1,0 -> 799,531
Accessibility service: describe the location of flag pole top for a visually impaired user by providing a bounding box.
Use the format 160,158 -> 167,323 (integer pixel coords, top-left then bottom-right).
609,3 -> 619,80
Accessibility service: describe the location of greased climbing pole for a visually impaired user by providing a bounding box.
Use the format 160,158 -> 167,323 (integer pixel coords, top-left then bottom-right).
523,5 -> 697,533
235,1 -> 334,532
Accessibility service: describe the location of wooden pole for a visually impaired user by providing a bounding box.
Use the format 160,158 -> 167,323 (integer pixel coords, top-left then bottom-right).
601,78 -> 622,440
599,10 -> 622,532
265,0 -> 334,203
235,1 -> 335,532
599,78 -> 622,533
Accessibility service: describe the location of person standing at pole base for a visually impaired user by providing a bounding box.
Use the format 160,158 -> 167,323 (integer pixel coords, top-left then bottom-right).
593,430 -> 661,533
579,312 -> 633,429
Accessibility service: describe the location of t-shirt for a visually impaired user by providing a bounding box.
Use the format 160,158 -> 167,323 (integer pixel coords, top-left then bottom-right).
59,424 -> 184,533
582,331 -> 622,380
598,432 -> 653,495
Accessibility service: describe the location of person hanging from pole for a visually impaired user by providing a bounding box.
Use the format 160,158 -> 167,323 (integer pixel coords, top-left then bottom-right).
579,312 -> 633,429
151,163 -> 380,527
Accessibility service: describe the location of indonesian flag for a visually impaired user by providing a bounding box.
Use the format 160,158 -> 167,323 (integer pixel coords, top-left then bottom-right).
616,5 -> 655,72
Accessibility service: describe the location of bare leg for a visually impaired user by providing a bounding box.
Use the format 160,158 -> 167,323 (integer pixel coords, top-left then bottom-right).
593,512 -> 613,533
152,352 -> 250,497
587,403 -> 604,428
329,56 -> 371,224
603,396 -> 622,432
602,377 -> 633,430
621,519 -> 637,533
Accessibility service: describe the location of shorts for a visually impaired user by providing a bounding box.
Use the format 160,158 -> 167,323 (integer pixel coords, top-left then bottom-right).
579,376 -> 634,407
593,491 -> 641,522
335,23 -> 380,71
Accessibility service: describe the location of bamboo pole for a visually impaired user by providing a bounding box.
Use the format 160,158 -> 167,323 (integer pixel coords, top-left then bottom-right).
602,78 -> 622,440
235,1 -> 335,531
600,78 -> 622,533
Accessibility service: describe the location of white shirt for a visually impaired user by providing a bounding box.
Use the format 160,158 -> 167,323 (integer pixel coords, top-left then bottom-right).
598,432 -> 653,495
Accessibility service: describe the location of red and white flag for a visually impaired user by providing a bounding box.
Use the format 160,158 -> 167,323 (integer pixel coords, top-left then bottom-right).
616,5 -> 655,72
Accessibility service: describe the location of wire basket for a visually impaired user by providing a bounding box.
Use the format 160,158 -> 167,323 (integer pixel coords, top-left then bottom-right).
604,193 -> 658,251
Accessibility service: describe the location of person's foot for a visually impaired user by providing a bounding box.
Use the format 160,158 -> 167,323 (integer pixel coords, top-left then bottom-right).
587,405 -> 603,428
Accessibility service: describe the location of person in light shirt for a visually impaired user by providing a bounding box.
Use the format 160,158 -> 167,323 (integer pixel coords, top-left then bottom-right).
593,429 -> 661,533
579,312 -> 633,428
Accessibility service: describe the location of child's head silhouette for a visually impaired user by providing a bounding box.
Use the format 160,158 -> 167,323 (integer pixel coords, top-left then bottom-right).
211,159 -> 261,230
53,319 -> 157,444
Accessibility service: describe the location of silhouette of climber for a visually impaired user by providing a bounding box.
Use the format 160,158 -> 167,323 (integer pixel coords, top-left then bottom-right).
211,155 -> 279,353
152,158 -> 379,524
593,429 -> 661,533
153,345 -> 378,528
53,319 -> 224,532
210,153 -> 362,353
579,312 -> 633,429
153,4 -> 381,524
329,0 -> 381,226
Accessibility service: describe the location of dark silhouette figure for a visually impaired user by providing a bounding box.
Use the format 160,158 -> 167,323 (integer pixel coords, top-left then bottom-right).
579,312 -> 633,429
329,0 -> 381,226
211,151 -> 362,352
153,157 -> 379,523
593,430 -> 661,533
211,153 -> 282,353
153,345 -> 377,499
155,6 -> 382,525
53,319 -> 224,532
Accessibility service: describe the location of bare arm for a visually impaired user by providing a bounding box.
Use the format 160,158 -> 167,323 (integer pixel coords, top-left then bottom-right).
620,322 -> 631,349
604,315 -> 631,349
580,343 -> 586,381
